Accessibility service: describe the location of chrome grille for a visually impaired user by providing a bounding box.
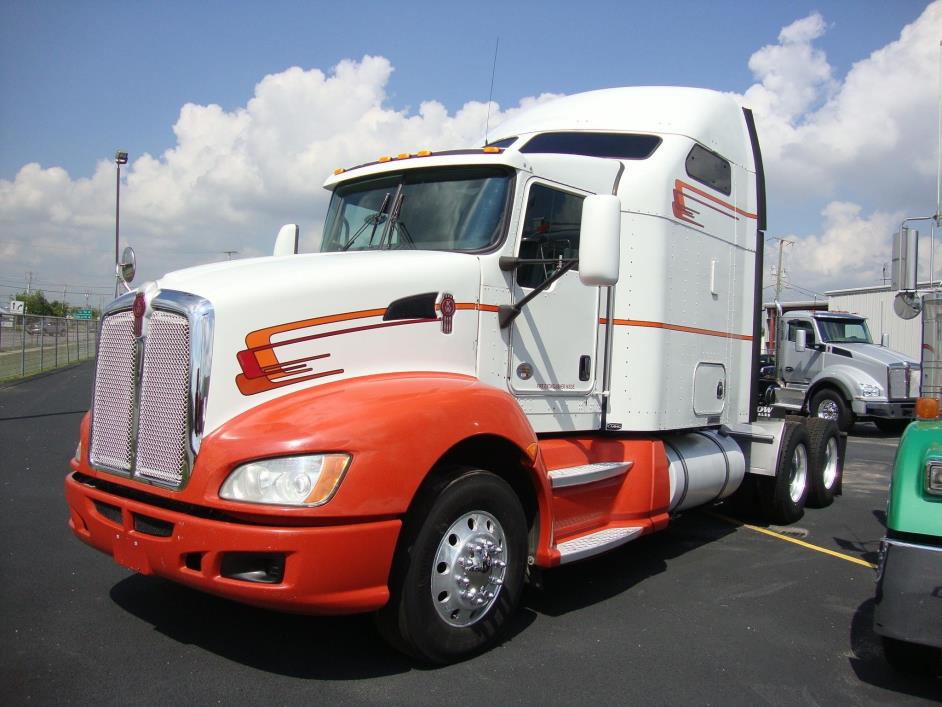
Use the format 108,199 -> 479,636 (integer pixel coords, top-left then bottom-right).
89,291 -> 211,491
135,311 -> 191,485
90,311 -> 136,471
888,366 -> 907,400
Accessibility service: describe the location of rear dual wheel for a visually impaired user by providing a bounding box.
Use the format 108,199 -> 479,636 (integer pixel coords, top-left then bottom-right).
376,468 -> 527,664
760,422 -> 810,525
805,418 -> 842,508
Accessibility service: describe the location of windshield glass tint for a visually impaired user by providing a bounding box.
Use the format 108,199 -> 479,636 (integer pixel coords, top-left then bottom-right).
320,167 -> 511,253
817,318 -> 872,343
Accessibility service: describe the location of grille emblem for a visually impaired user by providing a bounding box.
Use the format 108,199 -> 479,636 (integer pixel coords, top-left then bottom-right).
440,293 -> 456,334
132,292 -> 146,337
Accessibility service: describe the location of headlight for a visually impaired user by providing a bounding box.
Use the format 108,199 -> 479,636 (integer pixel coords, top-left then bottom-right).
219,454 -> 351,507
926,461 -> 942,496
859,383 -> 883,398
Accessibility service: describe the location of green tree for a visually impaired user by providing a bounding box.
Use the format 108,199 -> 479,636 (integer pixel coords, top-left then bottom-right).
15,290 -> 54,316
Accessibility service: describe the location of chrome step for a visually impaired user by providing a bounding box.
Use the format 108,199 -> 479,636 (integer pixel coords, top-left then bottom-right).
547,461 -> 633,489
557,526 -> 644,563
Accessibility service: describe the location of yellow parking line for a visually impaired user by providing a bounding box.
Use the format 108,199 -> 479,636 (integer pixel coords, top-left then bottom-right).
707,511 -> 877,569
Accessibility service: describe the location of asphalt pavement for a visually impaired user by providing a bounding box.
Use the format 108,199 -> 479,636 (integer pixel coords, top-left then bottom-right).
1,363 -> 940,705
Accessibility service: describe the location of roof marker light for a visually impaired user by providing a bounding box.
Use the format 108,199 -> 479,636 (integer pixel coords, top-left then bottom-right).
416,150 -> 432,157
483,146 -> 502,154
378,155 -> 392,162
396,153 -> 410,160
333,168 -> 345,175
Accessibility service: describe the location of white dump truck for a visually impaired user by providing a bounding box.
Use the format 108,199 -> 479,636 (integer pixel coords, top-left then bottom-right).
66,87 -> 843,663
762,309 -> 920,433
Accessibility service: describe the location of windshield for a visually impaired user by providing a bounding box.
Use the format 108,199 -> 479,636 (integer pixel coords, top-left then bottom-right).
817,318 -> 872,344
320,167 -> 511,253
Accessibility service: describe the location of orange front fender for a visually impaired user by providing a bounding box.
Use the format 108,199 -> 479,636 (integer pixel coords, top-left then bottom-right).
192,372 -> 542,519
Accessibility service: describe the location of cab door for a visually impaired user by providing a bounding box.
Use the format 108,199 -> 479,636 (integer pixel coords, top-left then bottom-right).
509,181 -> 600,397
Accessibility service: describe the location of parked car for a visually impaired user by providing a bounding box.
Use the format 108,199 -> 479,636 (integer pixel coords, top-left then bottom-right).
26,319 -> 67,336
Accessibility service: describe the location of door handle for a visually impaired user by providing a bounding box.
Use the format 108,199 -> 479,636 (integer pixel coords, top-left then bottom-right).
784,366 -> 794,372
579,355 -> 591,382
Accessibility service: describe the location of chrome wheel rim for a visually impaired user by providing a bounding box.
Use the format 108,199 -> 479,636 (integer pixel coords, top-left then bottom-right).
789,443 -> 809,504
431,510 -> 507,627
816,399 -> 839,421
822,437 -> 839,489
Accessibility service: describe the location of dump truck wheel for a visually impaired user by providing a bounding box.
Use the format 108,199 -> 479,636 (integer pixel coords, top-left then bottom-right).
810,388 -> 853,432
375,468 -> 527,664
805,418 -> 842,508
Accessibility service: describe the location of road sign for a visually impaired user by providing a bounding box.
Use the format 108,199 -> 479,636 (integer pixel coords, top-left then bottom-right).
75,309 -> 93,320
9,300 -> 24,314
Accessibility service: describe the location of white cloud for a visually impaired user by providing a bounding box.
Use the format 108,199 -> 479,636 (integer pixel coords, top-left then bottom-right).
0,56 -> 558,295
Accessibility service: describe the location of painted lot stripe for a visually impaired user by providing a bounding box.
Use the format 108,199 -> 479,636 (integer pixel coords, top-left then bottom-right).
708,511 -> 877,569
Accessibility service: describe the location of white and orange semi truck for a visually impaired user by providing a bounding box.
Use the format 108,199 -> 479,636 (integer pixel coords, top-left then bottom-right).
65,87 -> 843,663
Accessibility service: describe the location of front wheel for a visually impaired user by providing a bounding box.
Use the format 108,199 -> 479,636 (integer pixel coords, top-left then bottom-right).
376,468 -> 528,664
810,388 -> 854,432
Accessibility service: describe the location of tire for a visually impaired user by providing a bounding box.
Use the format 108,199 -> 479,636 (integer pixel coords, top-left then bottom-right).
805,418 -> 842,508
873,418 -> 909,435
760,421 -> 810,524
809,388 -> 854,433
375,468 -> 528,664
882,636 -> 941,675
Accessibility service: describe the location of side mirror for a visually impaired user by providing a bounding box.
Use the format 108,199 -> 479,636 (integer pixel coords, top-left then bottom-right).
273,223 -> 299,256
881,333 -> 890,348
579,195 -> 621,287
795,329 -> 807,352
117,246 -> 136,289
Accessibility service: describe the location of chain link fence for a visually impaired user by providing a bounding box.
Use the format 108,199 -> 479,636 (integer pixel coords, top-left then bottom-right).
0,313 -> 98,381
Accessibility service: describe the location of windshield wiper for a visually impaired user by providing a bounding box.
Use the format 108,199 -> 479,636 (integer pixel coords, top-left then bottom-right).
381,192 -> 409,249
341,192 -> 391,251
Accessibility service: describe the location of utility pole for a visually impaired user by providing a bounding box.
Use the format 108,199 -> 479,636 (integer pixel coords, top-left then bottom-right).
771,238 -> 794,302
26,271 -> 32,294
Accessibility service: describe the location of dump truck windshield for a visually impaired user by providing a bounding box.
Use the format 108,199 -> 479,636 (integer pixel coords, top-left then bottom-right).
320,166 -> 511,253
817,317 -> 873,344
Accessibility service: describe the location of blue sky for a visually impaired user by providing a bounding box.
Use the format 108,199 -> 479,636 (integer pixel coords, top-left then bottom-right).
0,1 -> 939,306
0,0 -> 928,180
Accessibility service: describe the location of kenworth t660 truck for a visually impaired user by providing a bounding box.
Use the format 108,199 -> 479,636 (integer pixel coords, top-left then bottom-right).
66,87 -> 843,663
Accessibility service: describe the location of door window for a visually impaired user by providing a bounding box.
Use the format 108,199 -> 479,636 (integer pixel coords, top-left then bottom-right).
786,320 -> 816,346
517,184 -> 584,288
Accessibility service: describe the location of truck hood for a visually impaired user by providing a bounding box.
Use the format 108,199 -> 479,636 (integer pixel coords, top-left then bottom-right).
155,250 -> 485,434
834,343 -> 919,367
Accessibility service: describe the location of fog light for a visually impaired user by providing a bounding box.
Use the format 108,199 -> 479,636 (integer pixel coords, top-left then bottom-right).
219,454 -> 350,507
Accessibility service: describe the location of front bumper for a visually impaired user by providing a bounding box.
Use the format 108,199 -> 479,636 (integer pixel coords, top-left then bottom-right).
65,472 -> 400,615
857,400 -> 915,419
874,537 -> 942,648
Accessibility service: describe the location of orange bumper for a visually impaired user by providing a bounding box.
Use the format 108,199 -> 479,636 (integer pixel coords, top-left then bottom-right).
65,472 -> 400,615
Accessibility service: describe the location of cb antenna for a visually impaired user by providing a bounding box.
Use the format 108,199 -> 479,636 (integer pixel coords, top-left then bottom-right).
484,37 -> 500,145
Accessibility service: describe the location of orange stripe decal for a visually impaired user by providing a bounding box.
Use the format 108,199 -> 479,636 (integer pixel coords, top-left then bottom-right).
237,301 -> 490,395
606,318 -> 752,341
672,178 -> 757,228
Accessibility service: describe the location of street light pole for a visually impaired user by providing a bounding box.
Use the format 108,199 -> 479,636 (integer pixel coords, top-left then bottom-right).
114,150 -> 128,298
